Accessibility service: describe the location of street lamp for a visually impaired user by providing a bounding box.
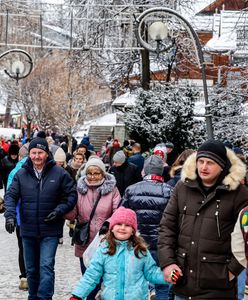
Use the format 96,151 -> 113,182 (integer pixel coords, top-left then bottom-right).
135,7 -> 214,139
0,49 -> 33,83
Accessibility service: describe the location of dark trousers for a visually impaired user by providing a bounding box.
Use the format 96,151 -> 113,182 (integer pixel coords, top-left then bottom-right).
16,225 -> 26,279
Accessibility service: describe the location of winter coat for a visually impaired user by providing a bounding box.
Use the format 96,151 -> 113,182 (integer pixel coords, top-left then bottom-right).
7,157 -> 27,226
65,173 -> 121,257
71,240 -> 167,300
158,149 -> 248,299
166,166 -> 182,187
127,153 -> 144,173
231,208 -> 248,295
80,136 -> 94,151
121,178 -> 171,250
0,155 -> 18,189
109,161 -> 142,196
4,157 -> 77,238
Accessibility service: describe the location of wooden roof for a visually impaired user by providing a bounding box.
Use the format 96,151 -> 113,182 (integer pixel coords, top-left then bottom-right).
198,0 -> 248,14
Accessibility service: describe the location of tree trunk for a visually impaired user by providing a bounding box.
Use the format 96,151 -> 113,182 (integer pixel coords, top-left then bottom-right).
141,48 -> 150,90
3,97 -> 12,127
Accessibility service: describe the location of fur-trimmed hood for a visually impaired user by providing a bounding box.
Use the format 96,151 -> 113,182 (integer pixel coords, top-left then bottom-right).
77,172 -> 117,195
181,148 -> 246,191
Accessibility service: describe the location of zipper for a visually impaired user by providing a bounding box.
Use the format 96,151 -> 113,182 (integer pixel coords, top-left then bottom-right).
180,205 -> 187,232
215,200 -> 221,238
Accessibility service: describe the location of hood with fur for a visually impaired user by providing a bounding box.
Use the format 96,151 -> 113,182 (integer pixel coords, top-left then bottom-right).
181,148 -> 246,191
77,172 -> 117,195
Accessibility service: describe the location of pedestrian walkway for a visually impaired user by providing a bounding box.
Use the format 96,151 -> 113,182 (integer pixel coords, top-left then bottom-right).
0,189 -> 81,299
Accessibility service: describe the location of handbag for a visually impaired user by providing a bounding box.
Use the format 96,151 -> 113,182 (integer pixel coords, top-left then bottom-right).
72,193 -> 101,246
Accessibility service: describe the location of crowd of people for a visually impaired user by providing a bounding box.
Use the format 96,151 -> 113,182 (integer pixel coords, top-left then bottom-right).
1,130 -> 248,300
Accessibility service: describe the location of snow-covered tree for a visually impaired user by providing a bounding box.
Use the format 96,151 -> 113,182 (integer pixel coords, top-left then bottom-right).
210,80 -> 248,146
124,83 -> 205,152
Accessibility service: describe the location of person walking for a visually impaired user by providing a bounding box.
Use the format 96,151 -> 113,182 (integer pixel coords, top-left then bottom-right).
0,143 -> 19,191
65,156 -> 121,300
69,207 -> 169,300
4,137 -> 77,300
127,143 -> 144,174
6,143 -> 29,290
109,150 -> 142,196
121,155 -> 172,300
158,139 -> 248,299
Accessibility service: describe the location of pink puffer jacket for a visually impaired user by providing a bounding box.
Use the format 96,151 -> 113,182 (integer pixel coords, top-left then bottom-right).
65,173 -> 121,257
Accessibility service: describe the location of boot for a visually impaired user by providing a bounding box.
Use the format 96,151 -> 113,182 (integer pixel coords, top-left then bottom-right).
19,277 -> 28,290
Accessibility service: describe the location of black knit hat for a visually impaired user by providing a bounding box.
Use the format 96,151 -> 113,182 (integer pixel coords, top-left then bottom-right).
8,144 -> 20,155
37,131 -> 46,138
197,139 -> 227,169
29,138 -> 49,153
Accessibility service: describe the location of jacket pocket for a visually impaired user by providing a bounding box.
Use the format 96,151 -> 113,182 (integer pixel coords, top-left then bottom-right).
199,254 -> 232,289
176,249 -> 187,286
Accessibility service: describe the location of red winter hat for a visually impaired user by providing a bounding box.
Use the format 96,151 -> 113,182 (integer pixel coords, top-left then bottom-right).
109,207 -> 137,232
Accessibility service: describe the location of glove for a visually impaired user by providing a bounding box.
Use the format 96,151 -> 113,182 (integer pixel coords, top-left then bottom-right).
44,211 -> 59,223
70,295 -> 82,300
99,221 -> 109,235
5,218 -> 16,234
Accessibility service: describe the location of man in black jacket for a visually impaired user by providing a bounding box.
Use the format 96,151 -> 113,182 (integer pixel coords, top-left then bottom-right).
4,137 -> 77,300
109,150 -> 142,196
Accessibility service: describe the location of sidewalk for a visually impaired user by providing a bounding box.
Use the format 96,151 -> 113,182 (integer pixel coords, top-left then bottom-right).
0,189 -> 81,300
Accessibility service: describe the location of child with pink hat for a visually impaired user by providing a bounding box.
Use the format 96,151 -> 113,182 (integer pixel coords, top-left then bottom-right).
70,207 -> 168,300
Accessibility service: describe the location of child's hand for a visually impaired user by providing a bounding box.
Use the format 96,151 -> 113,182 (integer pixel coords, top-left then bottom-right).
162,264 -> 183,284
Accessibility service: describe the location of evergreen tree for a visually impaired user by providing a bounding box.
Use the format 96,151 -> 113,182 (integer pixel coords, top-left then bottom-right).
210,85 -> 247,146
124,83 -> 205,152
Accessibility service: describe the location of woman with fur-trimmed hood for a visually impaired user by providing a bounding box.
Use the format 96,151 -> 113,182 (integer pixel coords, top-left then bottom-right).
65,157 -> 120,300
158,139 -> 248,300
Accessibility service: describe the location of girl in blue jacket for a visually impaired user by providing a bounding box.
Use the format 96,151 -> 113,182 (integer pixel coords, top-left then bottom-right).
70,207 -> 169,300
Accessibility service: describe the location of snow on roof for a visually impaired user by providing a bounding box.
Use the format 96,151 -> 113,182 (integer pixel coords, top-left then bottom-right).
0,128 -> 22,139
0,103 -> 18,115
112,92 -> 137,108
204,31 -> 236,52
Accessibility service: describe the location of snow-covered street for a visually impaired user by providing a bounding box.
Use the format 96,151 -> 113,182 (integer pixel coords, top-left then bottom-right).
0,189 -> 81,300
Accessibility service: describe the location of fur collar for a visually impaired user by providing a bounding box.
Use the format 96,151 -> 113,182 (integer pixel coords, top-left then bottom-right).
181,149 -> 246,191
77,173 -> 117,195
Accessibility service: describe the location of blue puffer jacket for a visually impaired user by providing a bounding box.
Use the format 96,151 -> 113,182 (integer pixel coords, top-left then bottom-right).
121,179 -> 171,250
4,157 -> 77,237
72,240 -> 167,300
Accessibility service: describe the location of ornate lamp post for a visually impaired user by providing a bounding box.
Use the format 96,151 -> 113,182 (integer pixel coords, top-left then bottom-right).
0,48 -> 33,83
135,7 -> 214,139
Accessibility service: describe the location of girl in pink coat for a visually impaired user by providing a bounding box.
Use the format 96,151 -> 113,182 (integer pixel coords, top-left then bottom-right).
65,157 -> 120,300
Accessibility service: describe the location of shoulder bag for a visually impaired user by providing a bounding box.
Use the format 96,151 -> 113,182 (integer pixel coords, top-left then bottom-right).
72,193 -> 101,246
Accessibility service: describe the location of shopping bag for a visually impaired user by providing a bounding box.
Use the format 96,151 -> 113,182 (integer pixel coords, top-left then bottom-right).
83,232 -> 104,268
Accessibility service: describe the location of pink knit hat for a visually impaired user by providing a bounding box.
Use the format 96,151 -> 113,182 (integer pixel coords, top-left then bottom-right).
109,207 -> 138,232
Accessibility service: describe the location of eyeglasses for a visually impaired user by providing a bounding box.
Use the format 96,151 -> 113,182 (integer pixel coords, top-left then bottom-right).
86,172 -> 102,178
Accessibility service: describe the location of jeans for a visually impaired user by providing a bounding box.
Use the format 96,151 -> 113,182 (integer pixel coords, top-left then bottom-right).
174,296 -> 187,300
238,269 -> 246,300
22,236 -> 59,300
150,250 -> 172,300
79,257 -> 101,300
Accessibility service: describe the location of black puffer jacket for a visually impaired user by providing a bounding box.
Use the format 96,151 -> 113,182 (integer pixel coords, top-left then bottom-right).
109,161 -> 142,196
4,157 -> 77,238
121,178 -> 171,250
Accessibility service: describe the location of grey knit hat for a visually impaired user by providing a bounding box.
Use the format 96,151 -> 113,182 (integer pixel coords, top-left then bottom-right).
144,155 -> 164,176
113,150 -> 126,164
83,157 -> 106,174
